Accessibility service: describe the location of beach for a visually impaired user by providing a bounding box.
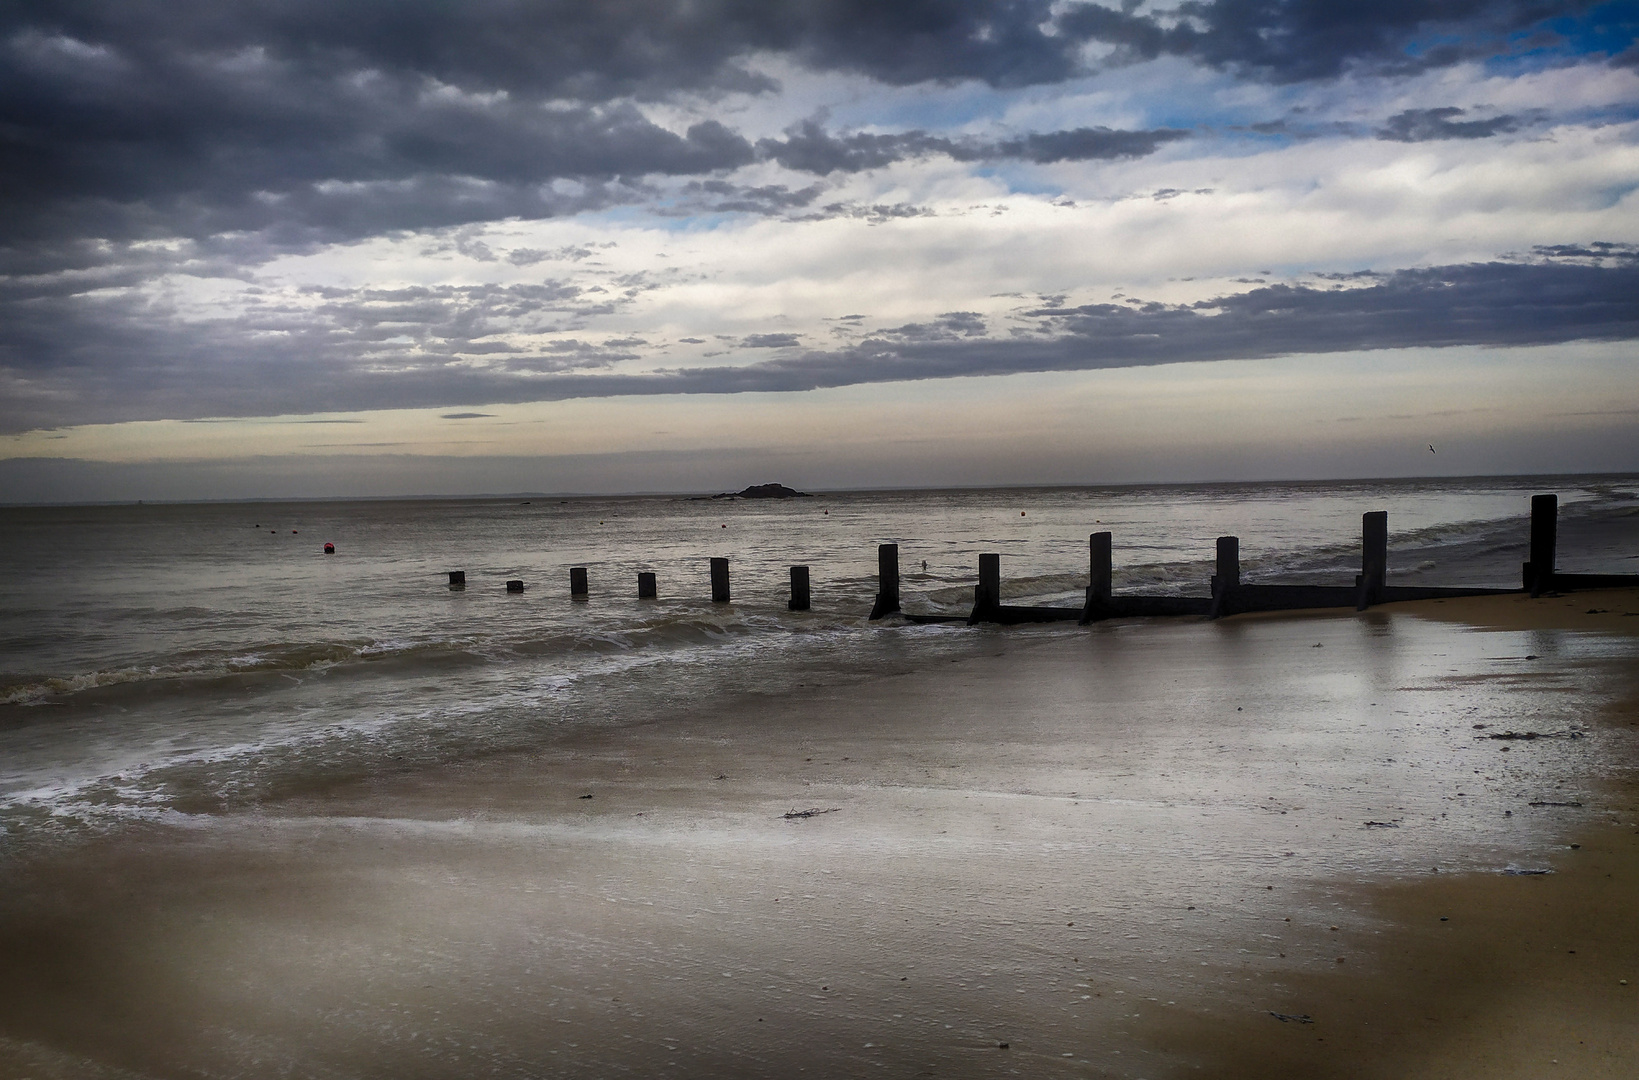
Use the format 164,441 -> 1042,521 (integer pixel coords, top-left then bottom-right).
1,585 -> 1634,1079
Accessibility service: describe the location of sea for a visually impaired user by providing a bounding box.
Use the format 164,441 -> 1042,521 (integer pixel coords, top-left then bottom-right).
3,474 -> 1637,840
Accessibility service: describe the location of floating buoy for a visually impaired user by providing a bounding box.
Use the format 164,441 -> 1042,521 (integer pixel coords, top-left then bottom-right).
292,530 -> 298,534
1020,511 -> 1026,516
323,542 -> 335,554
506,579 -> 525,593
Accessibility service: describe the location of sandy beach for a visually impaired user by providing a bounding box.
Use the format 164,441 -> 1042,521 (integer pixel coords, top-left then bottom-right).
1,591 -> 1635,1079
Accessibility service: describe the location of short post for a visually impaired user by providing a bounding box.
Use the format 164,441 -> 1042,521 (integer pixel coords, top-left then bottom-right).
570,566 -> 589,599
789,565 -> 811,611
448,570 -> 466,587
971,552 -> 1001,621
710,557 -> 731,603
1208,536 -> 1239,618
506,579 -> 525,593
637,571 -> 657,599
868,543 -> 900,620
1527,493 -> 1557,596
1357,511 -> 1387,610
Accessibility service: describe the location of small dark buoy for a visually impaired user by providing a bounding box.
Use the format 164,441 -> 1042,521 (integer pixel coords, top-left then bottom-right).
323,542 -> 335,554
292,530 -> 298,534
448,570 -> 466,587
506,579 -> 525,593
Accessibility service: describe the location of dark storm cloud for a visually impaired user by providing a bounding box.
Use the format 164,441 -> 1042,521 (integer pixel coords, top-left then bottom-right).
4,1 -> 1606,268
5,250 -> 1635,433
1376,107 -> 1522,141
756,119 -> 1191,173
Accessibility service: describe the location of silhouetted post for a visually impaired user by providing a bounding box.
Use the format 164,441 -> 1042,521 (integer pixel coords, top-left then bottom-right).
970,552 -> 1001,621
570,566 -> 589,599
1208,536 -> 1239,618
1089,531 -> 1113,605
1527,493 -> 1557,596
789,565 -> 811,611
448,570 -> 466,588
869,543 -> 900,620
506,579 -> 525,593
637,571 -> 657,599
710,557 -> 731,603
1357,511 -> 1387,610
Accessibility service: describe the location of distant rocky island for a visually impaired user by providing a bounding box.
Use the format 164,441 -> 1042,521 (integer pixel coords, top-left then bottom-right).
712,483 -> 811,500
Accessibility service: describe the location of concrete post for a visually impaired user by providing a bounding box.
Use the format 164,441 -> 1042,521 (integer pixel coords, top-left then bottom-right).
789,565 -> 811,611
1357,511 -> 1387,610
1080,532 -> 1113,625
1527,493 -> 1557,596
710,557 -> 730,603
868,543 -> 900,620
570,566 -> 589,599
637,571 -> 657,599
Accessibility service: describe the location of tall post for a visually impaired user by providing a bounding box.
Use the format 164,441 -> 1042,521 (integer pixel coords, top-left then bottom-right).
1208,536 -> 1239,618
789,565 -> 811,611
1527,493 -> 1557,596
1357,511 -> 1387,610
869,543 -> 900,620
970,552 -> 1001,622
637,571 -> 657,599
710,557 -> 731,603
1088,531 -> 1113,606
570,566 -> 589,599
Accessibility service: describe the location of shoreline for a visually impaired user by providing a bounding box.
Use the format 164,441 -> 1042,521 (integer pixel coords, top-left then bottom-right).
1,592 -> 1636,1078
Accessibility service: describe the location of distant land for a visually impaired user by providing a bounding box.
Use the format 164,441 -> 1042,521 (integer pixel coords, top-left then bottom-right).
712,483 -> 811,500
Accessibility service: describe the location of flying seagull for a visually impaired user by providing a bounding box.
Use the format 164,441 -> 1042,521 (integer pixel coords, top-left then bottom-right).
1428,444 -> 1436,454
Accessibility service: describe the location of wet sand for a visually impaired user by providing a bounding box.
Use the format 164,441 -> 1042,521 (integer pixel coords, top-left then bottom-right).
1,593 -> 1636,1079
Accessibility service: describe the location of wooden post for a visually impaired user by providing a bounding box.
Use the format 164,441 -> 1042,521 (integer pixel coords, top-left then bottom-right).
637,571 -> 657,599
1357,511 -> 1387,610
1089,531 -> 1113,605
506,579 -> 524,593
789,565 -> 811,611
447,570 -> 466,587
868,543 -> 900,620
1208,536 -> 1239,618
1527,493 -> 1557,596
570,566 -> 589,599
971,552 -> 1001,621
710,557 -> 730,603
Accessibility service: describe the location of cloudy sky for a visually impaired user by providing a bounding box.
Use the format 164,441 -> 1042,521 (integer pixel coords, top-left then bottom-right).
2,0 -> 1637,500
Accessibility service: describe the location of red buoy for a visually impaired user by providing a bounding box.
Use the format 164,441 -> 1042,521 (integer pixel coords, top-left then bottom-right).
323,542 -> 335,554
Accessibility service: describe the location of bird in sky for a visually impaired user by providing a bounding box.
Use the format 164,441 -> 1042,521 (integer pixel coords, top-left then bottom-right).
1428,444 -> 1437,454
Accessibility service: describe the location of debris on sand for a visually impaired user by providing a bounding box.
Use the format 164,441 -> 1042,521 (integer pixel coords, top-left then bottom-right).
1363,820 -> 1400,828
1503,867 -> 1553,875
1268,1012 -> 1314,1024
1527,800 -> 1583,807
783,807 -> 840,819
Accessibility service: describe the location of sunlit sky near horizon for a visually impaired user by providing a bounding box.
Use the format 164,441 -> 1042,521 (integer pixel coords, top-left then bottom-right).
2,1 -> 1637,501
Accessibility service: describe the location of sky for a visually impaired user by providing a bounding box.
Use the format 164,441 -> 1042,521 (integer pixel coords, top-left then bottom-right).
2,0 -> 1637,501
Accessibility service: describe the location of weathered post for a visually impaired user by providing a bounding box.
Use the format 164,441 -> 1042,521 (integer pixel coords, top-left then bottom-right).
789,565 -> 811,611
869,543 -> 900,620
1527,493 -> 1557,596
637,571 -> 657,599
570,566 -> 589,599
1085,532 -> 1113,612
1208,536 -> 1239,618
710,557 -> 731,603
447,570 -> 466,588
1357,511 -> 1387,610
970,552 -> 1001,622
506,579 -> 525,593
